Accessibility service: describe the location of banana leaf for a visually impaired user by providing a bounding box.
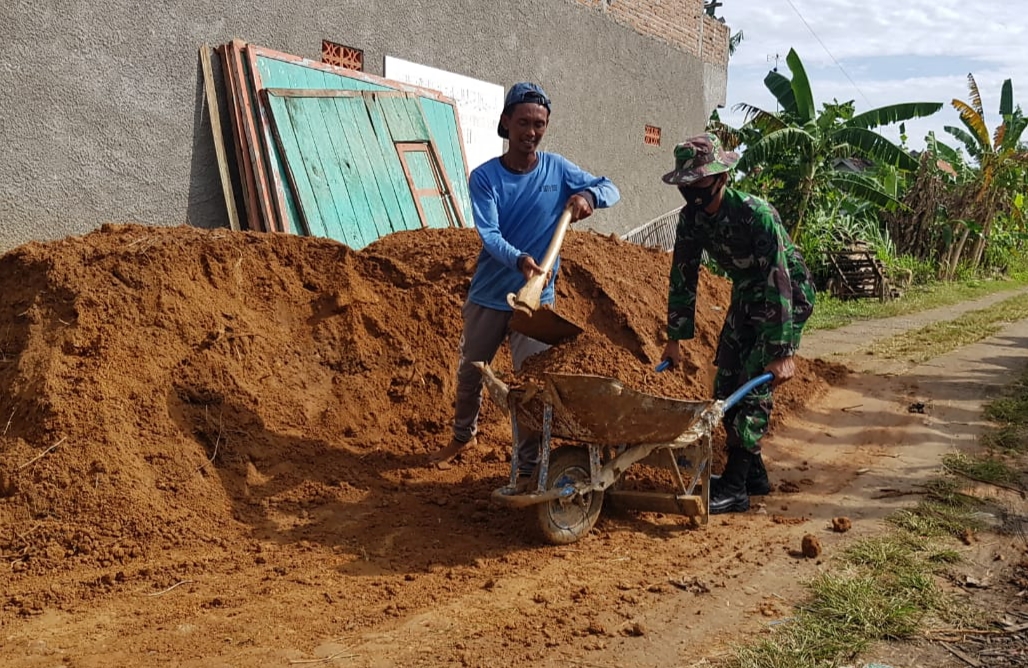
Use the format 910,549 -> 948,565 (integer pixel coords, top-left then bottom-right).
832,127 -> 919,171
847,102 -> 943,129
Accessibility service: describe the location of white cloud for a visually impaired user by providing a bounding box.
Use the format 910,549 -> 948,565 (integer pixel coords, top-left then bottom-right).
719,0 -> 1028,149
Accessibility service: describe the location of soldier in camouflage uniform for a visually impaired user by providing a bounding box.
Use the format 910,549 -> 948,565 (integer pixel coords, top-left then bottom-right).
659,133 -> 815,514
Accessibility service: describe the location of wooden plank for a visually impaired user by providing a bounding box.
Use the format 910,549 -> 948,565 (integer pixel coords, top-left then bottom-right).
228,40 -> 272,232
262,88 -> 409,99
199,44 -> 241,232
359,98 -> 425,234
267,92 -> 414,249
308,95 -> 372,248
227,40 -> 277,233
378,93 -> 425,142
291,95 -> 363,245
304,66 -> 372,243
941,642 -> 982,667
392,93 -> 433,140
606,490 -> 704,517
263,94 -> 323,238
218,44 -> 260,231
274,95 -> 357,246
261,68 -> 320,237
245,47 -> 295,233
331,96 -> 397,242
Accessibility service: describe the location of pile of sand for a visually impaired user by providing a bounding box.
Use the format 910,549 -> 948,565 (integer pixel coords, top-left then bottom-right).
0,224 -> 842,579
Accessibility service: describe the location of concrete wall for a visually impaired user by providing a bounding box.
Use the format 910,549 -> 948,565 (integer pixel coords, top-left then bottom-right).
0,0 -> 728,250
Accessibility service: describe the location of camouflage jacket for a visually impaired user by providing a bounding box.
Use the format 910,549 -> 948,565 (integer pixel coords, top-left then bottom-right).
667,188 -> 812,359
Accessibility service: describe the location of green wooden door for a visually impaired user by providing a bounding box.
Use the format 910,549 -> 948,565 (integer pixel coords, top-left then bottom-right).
251,50 -> 472,236
265,90 -> 463,248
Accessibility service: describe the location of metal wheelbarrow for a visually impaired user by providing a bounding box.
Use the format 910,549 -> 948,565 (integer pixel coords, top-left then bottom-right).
476,363 -> 774,545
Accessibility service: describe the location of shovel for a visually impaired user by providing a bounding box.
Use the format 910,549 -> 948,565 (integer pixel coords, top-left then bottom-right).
506,206 -> 584,345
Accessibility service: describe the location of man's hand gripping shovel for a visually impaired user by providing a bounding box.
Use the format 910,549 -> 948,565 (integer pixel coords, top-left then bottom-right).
507,205 -> 584,345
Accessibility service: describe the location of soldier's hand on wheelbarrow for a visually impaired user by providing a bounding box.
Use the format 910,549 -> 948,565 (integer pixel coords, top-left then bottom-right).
658,340 -> 697,374
659,340 -> 682,370
765,356 -> 796,386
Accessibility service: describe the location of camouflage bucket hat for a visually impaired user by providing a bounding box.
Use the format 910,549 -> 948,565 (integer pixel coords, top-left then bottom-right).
661,132 -> 740,185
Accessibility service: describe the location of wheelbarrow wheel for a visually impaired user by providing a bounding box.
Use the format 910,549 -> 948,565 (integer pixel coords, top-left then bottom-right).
536,446 -> 603,545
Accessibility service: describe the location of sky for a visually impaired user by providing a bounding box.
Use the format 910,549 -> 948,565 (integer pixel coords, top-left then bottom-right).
717,0 -> 1028,151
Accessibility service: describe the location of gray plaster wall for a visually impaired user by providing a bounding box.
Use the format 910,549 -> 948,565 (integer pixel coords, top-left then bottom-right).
0,0 -> 725,251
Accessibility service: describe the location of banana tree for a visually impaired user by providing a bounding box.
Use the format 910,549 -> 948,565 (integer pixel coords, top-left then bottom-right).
731,49 -> 943,239
943,75 -> 1028,275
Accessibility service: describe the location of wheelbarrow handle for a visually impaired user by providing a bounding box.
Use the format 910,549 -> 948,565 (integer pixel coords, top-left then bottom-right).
722,372 -> 775,412
655,361 -> 773,409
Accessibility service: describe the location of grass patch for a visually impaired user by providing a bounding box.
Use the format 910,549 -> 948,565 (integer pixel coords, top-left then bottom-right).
725,479 -> 996,667
728,535 -> 949,668
982,371 -> 1028,455
889,502 -> 983,538
864,291 -> 1028,363
986,384 -> 1028,423
981,424 -> 1028,454
807,277 -> 1028,332
887,479 -> 985,538
943,452 -> 1021,485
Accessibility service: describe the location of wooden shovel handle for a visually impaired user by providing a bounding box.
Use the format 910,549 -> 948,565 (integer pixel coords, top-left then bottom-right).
537,205 -> 574,275
508,205 -> 574,313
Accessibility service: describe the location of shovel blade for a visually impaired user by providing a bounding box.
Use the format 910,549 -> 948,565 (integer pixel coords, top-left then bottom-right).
509,307 -> 583,345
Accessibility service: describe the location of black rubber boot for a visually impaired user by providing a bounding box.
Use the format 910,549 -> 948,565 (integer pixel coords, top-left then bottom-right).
745,452 -> 771,496
710,451 -> 771,496
709,449 -> 752,514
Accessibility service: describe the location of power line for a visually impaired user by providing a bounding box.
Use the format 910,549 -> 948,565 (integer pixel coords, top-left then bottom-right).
782,0 -> 872,107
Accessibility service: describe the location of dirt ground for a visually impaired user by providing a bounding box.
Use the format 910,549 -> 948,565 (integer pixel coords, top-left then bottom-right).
0,225 -> 1024,667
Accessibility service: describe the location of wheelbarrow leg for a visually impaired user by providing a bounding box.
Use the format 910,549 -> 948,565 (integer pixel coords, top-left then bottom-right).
506,392 -> 521,489
588,443 -> 604,483
504,394 -> 553,493
700,434 -> 711,525
664,447 -> 689,496
533,403 -> 554,493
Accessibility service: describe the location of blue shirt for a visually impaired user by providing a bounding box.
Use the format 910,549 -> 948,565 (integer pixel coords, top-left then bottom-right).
466,152 -> 620,311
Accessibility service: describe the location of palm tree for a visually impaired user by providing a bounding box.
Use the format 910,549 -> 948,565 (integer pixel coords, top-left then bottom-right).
730,49 -> 943,239
942,75 -> 1028,274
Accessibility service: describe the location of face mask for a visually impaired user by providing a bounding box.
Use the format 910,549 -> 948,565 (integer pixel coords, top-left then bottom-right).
678,183 -> 719,209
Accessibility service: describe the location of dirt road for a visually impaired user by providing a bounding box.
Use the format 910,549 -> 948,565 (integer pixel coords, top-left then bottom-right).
572,313 -> 1028,668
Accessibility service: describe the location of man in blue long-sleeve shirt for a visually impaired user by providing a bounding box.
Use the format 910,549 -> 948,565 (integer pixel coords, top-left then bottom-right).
430,82 -> 620,479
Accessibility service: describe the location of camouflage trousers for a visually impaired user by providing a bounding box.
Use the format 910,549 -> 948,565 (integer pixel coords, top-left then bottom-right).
713,280 -> 815,453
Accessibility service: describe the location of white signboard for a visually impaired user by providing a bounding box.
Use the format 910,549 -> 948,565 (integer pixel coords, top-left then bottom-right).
385,56 -> 505,173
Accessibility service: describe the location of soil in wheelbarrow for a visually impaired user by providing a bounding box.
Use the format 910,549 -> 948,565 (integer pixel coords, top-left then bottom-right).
0,223 -> 844,667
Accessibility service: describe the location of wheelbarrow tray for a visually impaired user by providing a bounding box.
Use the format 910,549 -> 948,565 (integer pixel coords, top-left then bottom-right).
509,373 -> 712,447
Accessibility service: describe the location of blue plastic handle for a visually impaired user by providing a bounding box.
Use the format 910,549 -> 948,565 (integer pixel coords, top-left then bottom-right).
722,372 -> 775,412
655,359 -> 672,373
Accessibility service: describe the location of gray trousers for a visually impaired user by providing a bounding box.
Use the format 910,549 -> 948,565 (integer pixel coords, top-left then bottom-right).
454,300 -> 550,473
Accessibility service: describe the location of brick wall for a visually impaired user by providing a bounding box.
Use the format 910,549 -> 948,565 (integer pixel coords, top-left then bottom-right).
569,0 -> 730,65
701,15 -> 730,66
